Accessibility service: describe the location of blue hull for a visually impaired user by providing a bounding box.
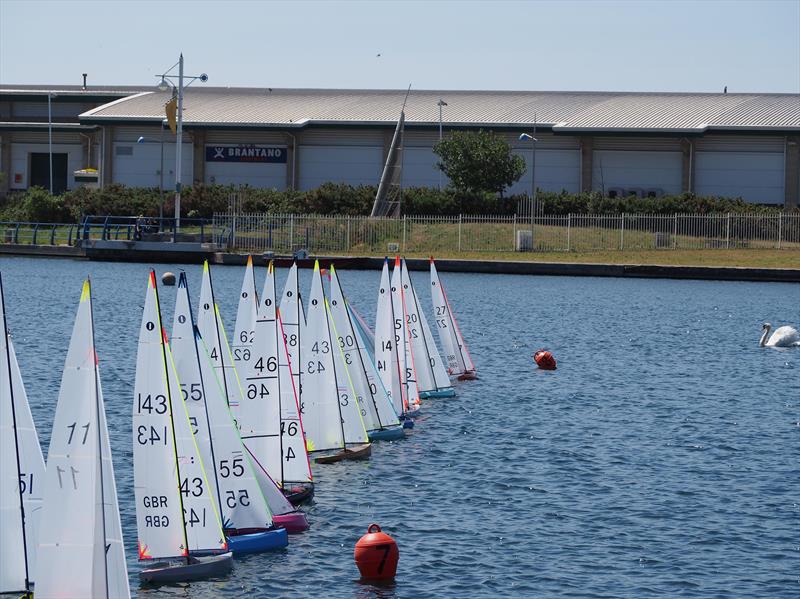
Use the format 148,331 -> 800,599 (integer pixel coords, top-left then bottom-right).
226,528 -> 288,555
400,418 -> 415,429
368,427 -> 405,441
419,388 -> 456,399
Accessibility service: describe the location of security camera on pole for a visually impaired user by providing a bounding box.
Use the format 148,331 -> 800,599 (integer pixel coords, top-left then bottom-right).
157,54 -> 208,235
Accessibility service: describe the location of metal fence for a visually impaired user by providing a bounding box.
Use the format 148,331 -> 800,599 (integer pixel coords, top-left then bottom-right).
213,212 -> 800,254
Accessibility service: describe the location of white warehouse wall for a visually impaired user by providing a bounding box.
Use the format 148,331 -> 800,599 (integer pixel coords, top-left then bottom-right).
298,145 -> 383,191
9,143 -> 84,190
112,141 -> 193,188
507,149 -> 581,195
592,150 -> 682,195
694,152 -> 784,204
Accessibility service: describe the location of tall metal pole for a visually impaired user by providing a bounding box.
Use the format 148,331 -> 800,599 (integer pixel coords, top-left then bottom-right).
48,93 -> 53,194
532,112 -> 537,219
175,53 -> 184,230
438,103 -> 443,190
159,124 -> 165,221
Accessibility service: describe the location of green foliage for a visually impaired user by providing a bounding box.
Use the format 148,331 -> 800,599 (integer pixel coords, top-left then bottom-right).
433,129 -> 526,194
0,183 -> 789,223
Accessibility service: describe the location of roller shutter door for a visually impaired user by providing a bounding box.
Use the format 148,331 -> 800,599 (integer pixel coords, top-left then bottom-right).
298,145 -> 382,191
112,141 -> 193,188
402,147 -> 446,188
592,150 -> 682,196
507,149 -> 581,195
694,151 -> 783,204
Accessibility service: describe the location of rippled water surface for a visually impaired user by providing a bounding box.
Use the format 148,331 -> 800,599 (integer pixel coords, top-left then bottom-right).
2,255 -> 799,598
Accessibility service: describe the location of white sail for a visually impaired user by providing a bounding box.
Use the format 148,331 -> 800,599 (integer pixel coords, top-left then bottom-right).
374,259 -> 405,416
348,301 -> 376,357
327,268 -> 378,431
36,280 -> 129,599
198,262 -> 247,425
0,275 -> 45,593
231,256 -> 258,386
279,263 -> 304,416
430,259 -> 476,375
325,292 -> 370,445
391,258 -> 420,408
300,262 -> 345,452
329,267 -> 398,432
241,261 -> 283,487
171,273 -> 274,532
268,266 -> 312,485
96,372 -> 130,599
134,271 -> 225,561
347,301 -> 400,428
401,260 -> 452,392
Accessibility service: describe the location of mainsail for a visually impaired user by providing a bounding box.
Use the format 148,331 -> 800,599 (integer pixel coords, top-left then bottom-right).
0,273 -> 45,594
36,279 -> 130,598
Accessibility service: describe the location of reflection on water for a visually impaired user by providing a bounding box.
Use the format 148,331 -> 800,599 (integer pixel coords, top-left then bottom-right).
2,256 -> 798,598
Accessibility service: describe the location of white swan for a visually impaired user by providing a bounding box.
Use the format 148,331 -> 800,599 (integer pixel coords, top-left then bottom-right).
759,323 -> 800,347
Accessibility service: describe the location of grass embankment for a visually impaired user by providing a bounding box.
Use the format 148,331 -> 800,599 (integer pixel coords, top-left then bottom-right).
397,249 -> 800,269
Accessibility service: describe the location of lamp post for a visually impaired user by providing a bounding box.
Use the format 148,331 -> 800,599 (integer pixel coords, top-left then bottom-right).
47,92 -> 55,194
519,123 -> 538,248
137,125 -> 166,220
156,54 -> 207,231
437,99 -> 447,190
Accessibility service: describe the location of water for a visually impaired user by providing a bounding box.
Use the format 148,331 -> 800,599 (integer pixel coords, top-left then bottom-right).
2,255 -> 799,598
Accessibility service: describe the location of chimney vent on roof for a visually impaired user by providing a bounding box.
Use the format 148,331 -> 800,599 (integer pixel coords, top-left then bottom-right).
82,73 -> 87,90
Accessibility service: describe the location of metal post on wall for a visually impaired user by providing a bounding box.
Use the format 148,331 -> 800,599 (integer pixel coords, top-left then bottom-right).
48,93 -> 53,194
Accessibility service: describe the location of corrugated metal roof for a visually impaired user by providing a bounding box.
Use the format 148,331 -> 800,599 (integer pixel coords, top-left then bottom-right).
71,88 -> 800,132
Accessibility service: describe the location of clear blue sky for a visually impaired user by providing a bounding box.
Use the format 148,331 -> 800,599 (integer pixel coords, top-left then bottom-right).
1,0 -> 798,93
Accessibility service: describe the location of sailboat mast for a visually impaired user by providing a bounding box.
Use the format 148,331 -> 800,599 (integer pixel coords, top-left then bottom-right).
336,271 -> 386,429
268,265 -> 287,487
0,273 -> 31,592
207,266 -> 233,408
151,271 -> 191,558
87,278 -> 110,598
387,265 -> 408,412
321,281 -> 348,449
405,266 -> 437,388
182,274 -> 225,527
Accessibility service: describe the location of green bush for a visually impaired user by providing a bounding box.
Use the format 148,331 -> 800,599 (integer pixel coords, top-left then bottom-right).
0,183 -> 789,223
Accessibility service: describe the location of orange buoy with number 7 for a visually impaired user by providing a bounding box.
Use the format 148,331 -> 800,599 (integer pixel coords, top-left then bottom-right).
354,524 -> 399,581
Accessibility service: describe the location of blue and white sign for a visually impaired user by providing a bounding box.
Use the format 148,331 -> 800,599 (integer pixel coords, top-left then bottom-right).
205,145 -> 287,163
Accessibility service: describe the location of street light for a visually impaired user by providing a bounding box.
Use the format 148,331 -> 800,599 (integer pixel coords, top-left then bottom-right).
47,92 -> 56,194
437,99 -> 447,189
155,54 -> 208,231
520,116 -> 538,248
137,125 -> 166,220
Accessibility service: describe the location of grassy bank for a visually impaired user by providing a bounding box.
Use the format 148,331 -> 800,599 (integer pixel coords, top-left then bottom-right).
350,249 -> 800,269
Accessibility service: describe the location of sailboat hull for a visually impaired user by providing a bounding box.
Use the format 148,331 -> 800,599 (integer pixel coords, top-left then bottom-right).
419,388 -> 456,399
368,427 -> 405,441
315,443 -> 372,464
284,483 -> 315,505
400,418 -> 415,429
273,510 -> 310,533
139,552 -> 233,583
225,527 -> 289,555
457,371 -> 478,381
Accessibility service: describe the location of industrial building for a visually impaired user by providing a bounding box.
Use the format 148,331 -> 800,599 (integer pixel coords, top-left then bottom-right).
1,85 -> 798,207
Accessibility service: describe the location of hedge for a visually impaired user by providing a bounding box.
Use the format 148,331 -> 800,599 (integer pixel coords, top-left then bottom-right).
0,183 -> 789,223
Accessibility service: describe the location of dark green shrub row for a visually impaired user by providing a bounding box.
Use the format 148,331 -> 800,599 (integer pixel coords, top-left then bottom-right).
0,184 -> 788,223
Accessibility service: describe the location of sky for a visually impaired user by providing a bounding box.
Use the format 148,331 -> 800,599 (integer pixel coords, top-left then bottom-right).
1,0 -> 798,93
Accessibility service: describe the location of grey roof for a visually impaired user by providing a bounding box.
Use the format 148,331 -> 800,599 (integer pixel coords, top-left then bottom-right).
75,88 -> 800,132
0,84 -> 149,98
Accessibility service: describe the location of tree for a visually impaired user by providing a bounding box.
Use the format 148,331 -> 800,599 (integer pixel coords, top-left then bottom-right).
434,129 -> 526,194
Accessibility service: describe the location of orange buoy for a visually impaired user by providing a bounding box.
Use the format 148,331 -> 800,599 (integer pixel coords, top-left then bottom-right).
533,349 -> 557,370
354,523 -> 399,582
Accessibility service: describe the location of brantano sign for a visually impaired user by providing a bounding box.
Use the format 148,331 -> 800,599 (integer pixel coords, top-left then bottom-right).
205,145 -> 287,163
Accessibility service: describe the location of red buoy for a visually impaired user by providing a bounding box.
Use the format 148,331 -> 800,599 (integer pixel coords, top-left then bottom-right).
354,523 -> 399,582
534,350 -> 557,370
